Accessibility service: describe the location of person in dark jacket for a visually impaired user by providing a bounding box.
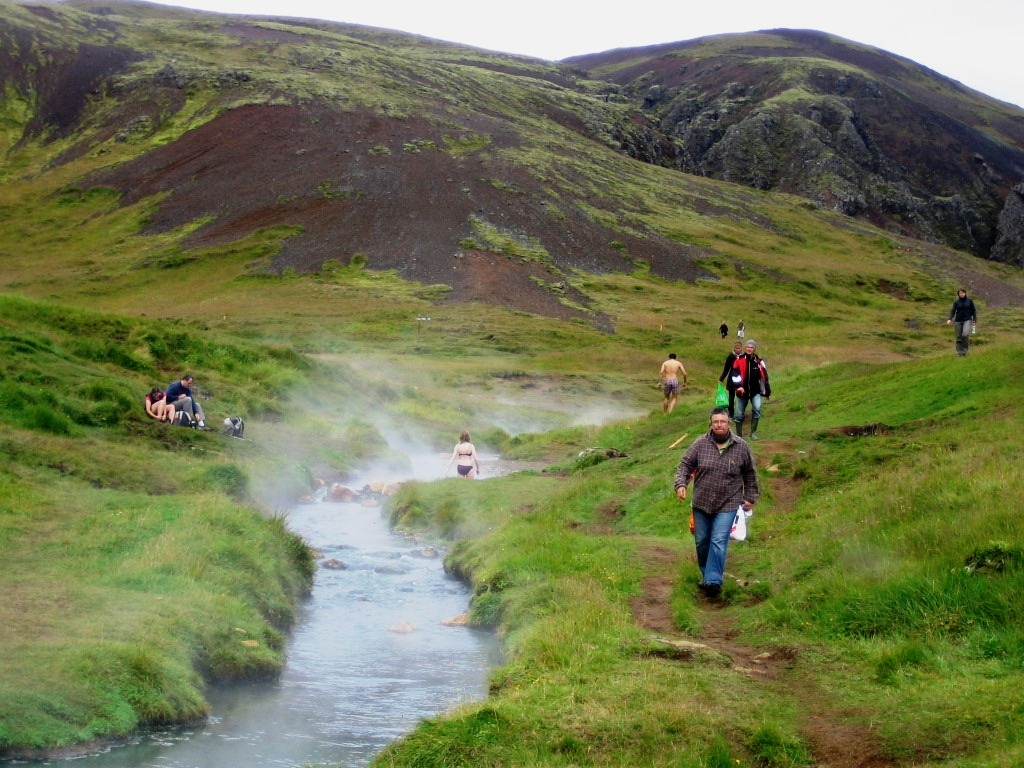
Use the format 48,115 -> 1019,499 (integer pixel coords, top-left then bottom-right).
730,340 -> 771,440
165,373 -> 206,428
674,408 -> 760,598
719,340 -> 743,417
946,289 -> 977,357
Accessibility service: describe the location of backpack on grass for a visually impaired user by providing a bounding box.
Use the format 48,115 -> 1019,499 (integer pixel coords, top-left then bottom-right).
223,417 -> 245,438
174,411 -> 195,428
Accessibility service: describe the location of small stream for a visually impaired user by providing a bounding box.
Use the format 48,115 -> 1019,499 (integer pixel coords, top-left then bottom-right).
28,452 -> 523,768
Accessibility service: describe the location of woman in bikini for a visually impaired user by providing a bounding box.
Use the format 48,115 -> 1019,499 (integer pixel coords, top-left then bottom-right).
446,430 -> 481,479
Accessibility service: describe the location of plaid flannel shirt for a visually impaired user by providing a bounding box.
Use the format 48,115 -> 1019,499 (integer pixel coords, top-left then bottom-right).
674,432 -> 759,514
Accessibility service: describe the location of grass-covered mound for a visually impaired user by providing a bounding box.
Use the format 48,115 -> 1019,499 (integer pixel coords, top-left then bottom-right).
382,344 -> 1023,767
0,294 -> 320,755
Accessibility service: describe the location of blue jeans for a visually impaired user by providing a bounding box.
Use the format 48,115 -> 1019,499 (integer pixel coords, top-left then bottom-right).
693,508 -> 735,586
734,393 -> 762,423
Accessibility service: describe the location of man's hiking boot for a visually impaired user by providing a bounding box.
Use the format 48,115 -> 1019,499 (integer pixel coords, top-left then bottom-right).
750,418 -> 759,439
698,581 -> 721,598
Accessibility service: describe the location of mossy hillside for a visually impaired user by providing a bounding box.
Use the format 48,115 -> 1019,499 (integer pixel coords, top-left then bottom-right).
1,239 -> 1021,760
7,0 -> 1017,343
3,136 -> 1008,375
2,84 -> 1022,755
3,117 -> 1023,760
2,1 -> 1024,761
383,344 -> 1023,767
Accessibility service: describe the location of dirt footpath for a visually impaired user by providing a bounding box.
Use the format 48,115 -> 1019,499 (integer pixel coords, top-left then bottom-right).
630,468 -> 895,768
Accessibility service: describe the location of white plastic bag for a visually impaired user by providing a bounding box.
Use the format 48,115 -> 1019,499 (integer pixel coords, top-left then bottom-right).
729,504 -> 750,541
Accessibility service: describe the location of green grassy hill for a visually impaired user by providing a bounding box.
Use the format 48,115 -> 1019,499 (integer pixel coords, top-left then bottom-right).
2,244 -> 1021,764
383,344 -> 1024,768
1,0 -> 1024,764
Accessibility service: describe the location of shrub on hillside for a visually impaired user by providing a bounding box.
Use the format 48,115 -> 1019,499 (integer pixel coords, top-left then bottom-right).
71,338 -> 151,373
198,464 -> 250,501
23,404 -> 74,435
74,380 -> 138,427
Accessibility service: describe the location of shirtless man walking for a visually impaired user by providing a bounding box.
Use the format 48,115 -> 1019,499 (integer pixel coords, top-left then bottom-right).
659,353 -> 688,415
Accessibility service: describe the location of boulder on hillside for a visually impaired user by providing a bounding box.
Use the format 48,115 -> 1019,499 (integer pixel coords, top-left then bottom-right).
991,182 -> 1024,267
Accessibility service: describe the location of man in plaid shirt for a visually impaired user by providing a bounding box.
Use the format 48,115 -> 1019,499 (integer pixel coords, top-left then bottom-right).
674,407 -> 760,598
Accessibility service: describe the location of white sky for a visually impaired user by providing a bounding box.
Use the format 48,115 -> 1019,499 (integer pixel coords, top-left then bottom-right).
151,0 -> 1022,109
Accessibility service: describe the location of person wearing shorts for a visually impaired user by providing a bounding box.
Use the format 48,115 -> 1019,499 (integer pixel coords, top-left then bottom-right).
659,353 -> 688,415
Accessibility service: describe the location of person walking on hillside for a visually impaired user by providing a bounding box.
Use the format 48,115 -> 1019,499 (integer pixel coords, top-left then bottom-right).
446,431 -> 481,478
719,340 -> 743,418
659,353 -> 688,415
165,373 -> 206,428
730,340 -> 771,439
736,321 -> 745,339
719,322 -> 729,339
946,288 -> 977,357
675,407 -> 760,598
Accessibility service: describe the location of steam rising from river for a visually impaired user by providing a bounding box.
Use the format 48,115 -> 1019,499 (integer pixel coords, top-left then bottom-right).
60,353 -> 646,768
264,354 -> 643,487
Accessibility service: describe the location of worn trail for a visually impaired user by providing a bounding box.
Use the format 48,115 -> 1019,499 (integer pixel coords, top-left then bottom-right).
630,466 -> 896,768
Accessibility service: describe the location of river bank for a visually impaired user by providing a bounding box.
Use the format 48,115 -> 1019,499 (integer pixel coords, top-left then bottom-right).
4,453 -> 536,767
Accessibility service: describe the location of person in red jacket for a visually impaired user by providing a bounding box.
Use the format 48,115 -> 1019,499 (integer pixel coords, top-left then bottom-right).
730,340 -> 771,439
719,340 -> 743,417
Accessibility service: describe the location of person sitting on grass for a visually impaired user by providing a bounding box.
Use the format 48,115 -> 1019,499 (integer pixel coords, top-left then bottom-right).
164,373 -> 206,428
144,386 -> 175,423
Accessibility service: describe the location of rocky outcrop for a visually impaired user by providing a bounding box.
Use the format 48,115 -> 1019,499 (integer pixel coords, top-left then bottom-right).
567,30 -> 1024,263
990,183 -> 1024,267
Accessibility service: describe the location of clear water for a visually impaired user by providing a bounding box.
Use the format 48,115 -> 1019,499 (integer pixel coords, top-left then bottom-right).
23,452 -> 515,768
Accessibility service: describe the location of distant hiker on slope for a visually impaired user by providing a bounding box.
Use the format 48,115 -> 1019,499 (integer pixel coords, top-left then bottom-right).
946,288 -> 977,357
674,407 -> 760,599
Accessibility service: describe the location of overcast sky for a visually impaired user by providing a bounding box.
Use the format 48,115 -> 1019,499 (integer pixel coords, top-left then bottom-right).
149,0 -> 1022,108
